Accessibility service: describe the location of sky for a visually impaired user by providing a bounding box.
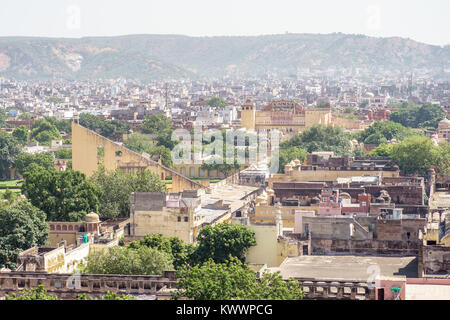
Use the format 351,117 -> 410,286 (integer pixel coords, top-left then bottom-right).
0,0 -> 448,46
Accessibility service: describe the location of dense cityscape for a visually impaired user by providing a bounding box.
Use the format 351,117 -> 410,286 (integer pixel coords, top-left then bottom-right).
0,1 -> 449,312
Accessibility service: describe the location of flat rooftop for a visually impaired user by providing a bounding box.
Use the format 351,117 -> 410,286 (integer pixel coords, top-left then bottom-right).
270,255 -> 418,281
201,184 -> 260,214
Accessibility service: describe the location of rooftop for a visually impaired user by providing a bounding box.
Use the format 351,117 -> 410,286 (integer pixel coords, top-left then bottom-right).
270,255 -> 418,281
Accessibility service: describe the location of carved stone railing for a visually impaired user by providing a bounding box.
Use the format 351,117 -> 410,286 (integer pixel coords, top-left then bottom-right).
0,271 -> 177,299
293,278 -> 376,300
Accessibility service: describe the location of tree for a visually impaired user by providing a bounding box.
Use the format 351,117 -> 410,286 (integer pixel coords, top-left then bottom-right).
5,285 -> 58,300
0,201 -> 48,269
369,143 -> 394,157
12,125 -> 29,145
194,223 -> 256,264
141,114 -> 173,136
128,233 -> 196,270
124,134 -> 173,168
30,119 -> 61,145
206,97 -> 228,108
173,258 -> 304,300
45,116 -> 72,134
80,246 -> 173,276
76,292 -> 135,300
356,121 -> 419,145
21,168 -> 100,222
276,147 -> 307,173
390,104 -> 445,129
390,136 -> 441,175
55,148 -> 72,159
79,113 -> 130,140
281,125 -> 352,155
15,152 -> 55,177
89,166 -> 166,220
0,131 -> 22,180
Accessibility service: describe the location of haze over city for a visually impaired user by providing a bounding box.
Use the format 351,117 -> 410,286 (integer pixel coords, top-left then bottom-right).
0,0 -> 449,46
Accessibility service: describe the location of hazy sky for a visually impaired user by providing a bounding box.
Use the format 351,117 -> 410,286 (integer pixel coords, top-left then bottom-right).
0,0 -> 448,45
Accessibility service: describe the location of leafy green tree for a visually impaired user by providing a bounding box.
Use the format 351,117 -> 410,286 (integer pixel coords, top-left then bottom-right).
21,168 -> 100,222
2,188 -> 18,205
124,134 -> 173,168
390,104 -> 445,128
194,223 -> 256,264
129,233 -> 196,270
5,285 -> 58,300
276,147 -> 308,173
0,201 -> 48,269
281,125 -> 351,155
173,258 -> 304,300
0,131 -> 22,180
15,152 -> 55,177
44,116 -> 72,134
89,166 -> 166,220
390,136 -> 441,175
30,119 -> 61,145
206,97 -> 228,108
356,121 -> 419,145
369,143 -> 394,157
76,292 -> 134,300
0,108 -> 10,128
79,113 -> 130,140
55,148 -> 72,159
12,125 -> 29,145
80,246 -> 173,275
141,114 -> 172,136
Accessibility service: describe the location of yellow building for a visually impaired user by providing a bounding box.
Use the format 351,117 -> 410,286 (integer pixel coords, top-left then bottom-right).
240,99 -> 332,136
437,118 -> 450,142
250,189 -> 319,228
71,121 -> 205,193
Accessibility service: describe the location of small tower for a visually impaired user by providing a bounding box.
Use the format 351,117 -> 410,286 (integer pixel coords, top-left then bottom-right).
240,99 -> 256,131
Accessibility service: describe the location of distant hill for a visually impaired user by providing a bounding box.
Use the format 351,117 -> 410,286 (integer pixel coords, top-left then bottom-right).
0,33 -> 448,80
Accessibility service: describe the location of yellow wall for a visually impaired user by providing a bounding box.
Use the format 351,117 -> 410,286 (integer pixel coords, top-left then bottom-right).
72,122 -> 204,193
246,223 -> 279,267
253,204 -> 319,228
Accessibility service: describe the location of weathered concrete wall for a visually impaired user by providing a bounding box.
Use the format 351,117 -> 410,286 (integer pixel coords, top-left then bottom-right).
421,245 -> 450,275
311,239 -> 420,256
376,219 -> 426,241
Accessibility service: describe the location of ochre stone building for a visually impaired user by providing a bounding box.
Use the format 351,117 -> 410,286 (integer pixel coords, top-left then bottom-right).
72,121 -> 204,193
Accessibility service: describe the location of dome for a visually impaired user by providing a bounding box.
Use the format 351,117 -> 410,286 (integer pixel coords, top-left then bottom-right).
85,212 -> 100,223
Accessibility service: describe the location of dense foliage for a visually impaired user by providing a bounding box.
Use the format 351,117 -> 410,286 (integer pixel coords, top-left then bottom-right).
5,285 -> 58,300
355,121 -> 419,145
194,223 -> 256,264
124,133 -> 173,167
390,104 -> 445,128
173,258 -> 304,300
55,148 -> 72,159
12,125 -> 29,145
89,166 -> 166,220
276,146 -> 308,173
21,168 -> 100,222
206,97 -> 228,108
0,131 -> 22,180
79,113 -> 130,140
15,152 -> 55,177
80,246 -> 174,275
0,201 -> 48,269
30,119 -> 61,145
281,125 -> 351,155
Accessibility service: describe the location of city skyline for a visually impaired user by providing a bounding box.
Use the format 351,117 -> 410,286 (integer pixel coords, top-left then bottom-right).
0,0 -> 449,46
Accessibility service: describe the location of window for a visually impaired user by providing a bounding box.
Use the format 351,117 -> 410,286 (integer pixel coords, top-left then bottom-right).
177,216 -> 181,222
115,151 -> 123,157
184,217 -> 189,222
406,232 -> 411,240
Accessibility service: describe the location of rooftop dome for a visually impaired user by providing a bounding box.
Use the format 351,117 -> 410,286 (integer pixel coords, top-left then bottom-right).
85,212 -> 100,223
